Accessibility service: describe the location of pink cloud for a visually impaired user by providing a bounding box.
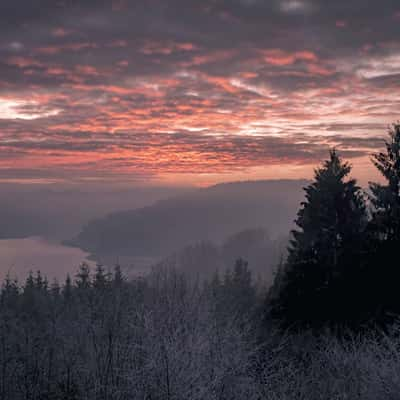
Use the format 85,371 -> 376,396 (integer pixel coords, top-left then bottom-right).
75,65 -> 101,76
307,63 -> 335,76
261,49 -> 318,66
6,57 -> 44,68
335,20 -> 347,28
47,67 -> 68,75
117,60 -> 129,67
51,28 -> 73,37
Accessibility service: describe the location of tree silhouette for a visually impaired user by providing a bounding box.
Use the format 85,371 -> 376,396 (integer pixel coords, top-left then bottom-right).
368,124 -> 400,320
267,150 -> 368,329
370,124 -> 400,241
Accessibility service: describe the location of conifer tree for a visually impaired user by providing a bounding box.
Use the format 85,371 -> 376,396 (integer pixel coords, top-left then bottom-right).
113,264 -> 124,287
268,150 -> 367,328
75,263 -> 91,290
93,263 -> 109,290
1,274 -> 19,307
369,124 -> 400,319
370,124 -> 400,241
62,274 -> 73,301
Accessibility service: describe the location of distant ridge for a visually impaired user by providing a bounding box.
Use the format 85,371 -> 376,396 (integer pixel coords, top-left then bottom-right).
68,179 -> 308,260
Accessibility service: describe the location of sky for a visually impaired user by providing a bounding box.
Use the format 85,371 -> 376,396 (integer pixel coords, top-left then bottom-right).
0,0 -> 399,187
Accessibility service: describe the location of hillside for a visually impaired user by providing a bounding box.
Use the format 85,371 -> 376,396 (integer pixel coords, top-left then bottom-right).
0,184 -> 185,240
68,180 -> 307,260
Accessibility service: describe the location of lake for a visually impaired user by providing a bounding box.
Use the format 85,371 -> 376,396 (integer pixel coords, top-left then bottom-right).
0,237 -> 159,284
0,237 -> 94,283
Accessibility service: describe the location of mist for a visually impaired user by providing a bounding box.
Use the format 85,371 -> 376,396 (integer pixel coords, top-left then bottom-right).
0,179 -> 304,282
0,182 -> 190,240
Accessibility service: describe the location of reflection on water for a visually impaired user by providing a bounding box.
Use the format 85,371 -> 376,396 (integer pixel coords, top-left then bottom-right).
0,237 -> 93,283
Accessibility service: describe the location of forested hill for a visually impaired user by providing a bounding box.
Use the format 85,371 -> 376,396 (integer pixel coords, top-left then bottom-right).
68,180 -> 307,260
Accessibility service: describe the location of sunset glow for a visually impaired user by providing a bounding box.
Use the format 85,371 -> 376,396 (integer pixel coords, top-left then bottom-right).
0,1 -> 399,185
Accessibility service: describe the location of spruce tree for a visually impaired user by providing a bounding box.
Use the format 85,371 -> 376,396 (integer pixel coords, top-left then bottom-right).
75,263 -> 91,290
62,274 -> 73,301
93,263 -> 110,290
370,124 -> 400,241
268,150 -> 367,328
369,124 -> 400,319
113,264 -> 125,287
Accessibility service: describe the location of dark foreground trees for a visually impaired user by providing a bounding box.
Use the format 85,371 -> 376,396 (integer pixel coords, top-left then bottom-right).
368,124 -> 400,321
267,124 -> 400,330
267,150 -> 368,329
370,124 -> 400,242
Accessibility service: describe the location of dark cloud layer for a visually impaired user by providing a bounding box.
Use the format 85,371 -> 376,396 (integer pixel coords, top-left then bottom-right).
0,0 -> 398,184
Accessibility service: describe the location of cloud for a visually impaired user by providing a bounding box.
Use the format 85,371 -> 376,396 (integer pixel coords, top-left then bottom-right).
0,98 -> 61,120
260,49 -> 318,66
0,0 -> 398,184
8,42 -> 24,51
356,52 -> 400,79
279,0 -> 315,14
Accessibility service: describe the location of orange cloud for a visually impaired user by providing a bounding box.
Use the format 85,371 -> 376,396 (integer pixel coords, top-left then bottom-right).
306,63 -> 335,76
261,49 -> 318,66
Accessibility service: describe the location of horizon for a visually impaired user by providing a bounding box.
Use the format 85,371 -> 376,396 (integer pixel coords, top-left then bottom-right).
0,149 -> 386,188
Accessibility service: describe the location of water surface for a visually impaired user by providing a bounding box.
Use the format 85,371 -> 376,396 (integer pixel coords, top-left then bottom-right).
0,237 -> 93,283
